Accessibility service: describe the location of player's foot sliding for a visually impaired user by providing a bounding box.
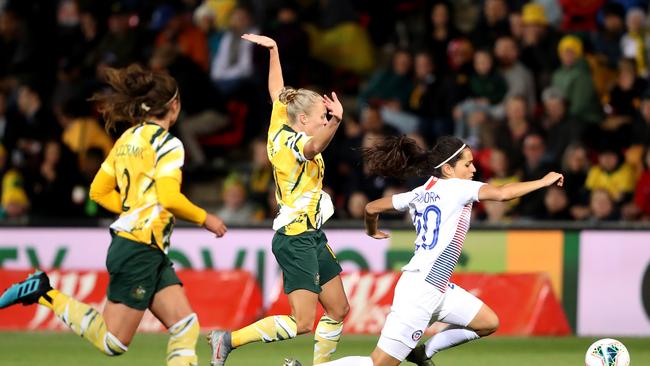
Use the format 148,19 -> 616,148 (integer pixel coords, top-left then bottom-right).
0,271 -> 52,308
406,344 -> 436,366
208,330 -> 234,366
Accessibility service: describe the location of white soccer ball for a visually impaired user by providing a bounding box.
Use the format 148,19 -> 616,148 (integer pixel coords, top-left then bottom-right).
585,338 -> 630,366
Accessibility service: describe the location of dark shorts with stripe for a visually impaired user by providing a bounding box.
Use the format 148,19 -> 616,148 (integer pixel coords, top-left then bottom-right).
272,229 -> 342,294
105,232 -> 182,310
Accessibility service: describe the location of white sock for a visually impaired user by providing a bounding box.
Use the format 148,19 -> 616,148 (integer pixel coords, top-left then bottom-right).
317,356 -> 373,366
424,325 -> 480,357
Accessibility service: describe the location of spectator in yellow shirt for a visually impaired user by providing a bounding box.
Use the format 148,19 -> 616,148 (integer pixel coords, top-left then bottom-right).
59,99 -> 113,165
585,149 -> 636,202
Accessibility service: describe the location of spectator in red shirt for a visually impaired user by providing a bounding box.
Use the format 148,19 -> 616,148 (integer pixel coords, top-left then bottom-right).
633,147 -> 650,219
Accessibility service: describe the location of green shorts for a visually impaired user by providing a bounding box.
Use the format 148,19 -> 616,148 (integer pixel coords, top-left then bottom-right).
272,229 -> 342,294
105,232 -> 182,310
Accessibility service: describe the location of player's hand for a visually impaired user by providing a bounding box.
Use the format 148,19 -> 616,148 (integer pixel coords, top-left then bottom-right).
323,92 -> 343,122
368,230 -> 390,240
542,172 -> 564,187
241,34 -> 277,49
204,214 -> 227,238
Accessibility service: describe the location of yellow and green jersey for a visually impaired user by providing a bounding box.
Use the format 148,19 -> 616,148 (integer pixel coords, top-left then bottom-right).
101,122 -> 185,251
267,100 -> 334,235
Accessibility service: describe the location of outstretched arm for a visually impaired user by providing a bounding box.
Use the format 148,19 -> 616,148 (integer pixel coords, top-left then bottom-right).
303,92 -> 344,160
364,196 -> 394,239
241,34 -> 283,101
478,172 -> 564,202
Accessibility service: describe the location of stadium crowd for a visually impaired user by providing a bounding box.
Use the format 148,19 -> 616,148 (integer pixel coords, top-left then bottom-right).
1,0 -> 650,224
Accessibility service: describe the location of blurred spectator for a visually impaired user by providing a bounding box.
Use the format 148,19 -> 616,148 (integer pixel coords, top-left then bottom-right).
620,8 -> 650,77
210,6 -> 259,97
484,148 -> 519,221
0,8 -> 40,88
418,1 -> 459,73
155,4 -> 210,72
151,45 -> 229,169
409,51 -> 447,142
7,82 -> 60,168
28,139 -> 81,218
472,0 -> 510,48
519,3 -> 561,96
347,190 -> 368,219
535,0 -> 563,28
246,137 -> 273,217
509,10 -> 523,42
264,2 -> 310,88
359,105 -> 398,136
468,49 -> 507,105
358,49 -> 414,110
559,0 -> 606,32
494,95 -> 533,159
514,133 -> 553,218
551,35 -> 603,125
86,2 -> 140,69
632,89 -> 650,145
601,58 -> 647,149
561,143 -> 591,218
632,147 -> 650,219
541,185 -> 572,220
0,89 -> 7,146
303,0 -> 375,75
206,0 -> 238,31
58,98 -> 113,167
439,38 -> 474,121
585,148 -> 636,203
604,58 -> 646,118
194,2 -> 222,62
590,2 -> 625,69
215,173 -> 259,225
0,143 -> 29,219
541,86 -> 582,163
494,36 -> 536,113
588,188 -> 620,221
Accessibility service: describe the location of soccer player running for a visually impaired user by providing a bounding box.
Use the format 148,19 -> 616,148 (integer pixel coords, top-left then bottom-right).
311,136 -> 563,366
0,64 -> 227,366
207,34 -> 349,366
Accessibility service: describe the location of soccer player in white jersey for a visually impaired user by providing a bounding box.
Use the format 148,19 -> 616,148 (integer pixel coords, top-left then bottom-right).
308,135 -> 564,366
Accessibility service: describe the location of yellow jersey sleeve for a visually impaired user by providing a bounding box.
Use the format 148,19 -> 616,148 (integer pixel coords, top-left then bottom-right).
153,136 -> 184,182
100,145 -> 116,177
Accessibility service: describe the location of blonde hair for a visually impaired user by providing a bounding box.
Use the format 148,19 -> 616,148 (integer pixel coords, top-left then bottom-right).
278,87 -> 321,124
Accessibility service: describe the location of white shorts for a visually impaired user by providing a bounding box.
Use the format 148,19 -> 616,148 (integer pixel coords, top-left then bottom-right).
377,270 -> 483,361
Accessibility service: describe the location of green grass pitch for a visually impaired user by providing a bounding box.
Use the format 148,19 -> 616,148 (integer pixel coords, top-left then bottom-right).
1,332 -> 649,365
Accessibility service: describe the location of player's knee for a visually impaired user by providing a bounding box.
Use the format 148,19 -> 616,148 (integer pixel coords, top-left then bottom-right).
478,312 -> 499,337
328,302 -> 350,322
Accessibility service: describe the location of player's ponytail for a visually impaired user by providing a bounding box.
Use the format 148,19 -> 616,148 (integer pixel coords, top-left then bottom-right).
90,64 -> 178,131
363,135 -> 468,178
278,86 -> 321,125
362,135 -> 434,178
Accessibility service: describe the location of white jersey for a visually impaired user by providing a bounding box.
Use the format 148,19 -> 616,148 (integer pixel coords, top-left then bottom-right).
392,177 -> 485,292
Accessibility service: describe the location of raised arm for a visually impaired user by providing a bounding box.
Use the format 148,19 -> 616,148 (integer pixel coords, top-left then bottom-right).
303,92 -> 344,160
478,172 -> 564,202
364,196 -> 395,239
241,34 -> 284,101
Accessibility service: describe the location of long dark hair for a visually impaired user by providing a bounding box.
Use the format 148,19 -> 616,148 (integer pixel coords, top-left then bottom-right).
90,64 -> 178,131
363,135 -> 467,178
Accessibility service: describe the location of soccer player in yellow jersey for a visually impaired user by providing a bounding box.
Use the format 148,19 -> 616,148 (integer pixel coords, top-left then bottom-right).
0,64 -> 227,366
207,34 -> 350,366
